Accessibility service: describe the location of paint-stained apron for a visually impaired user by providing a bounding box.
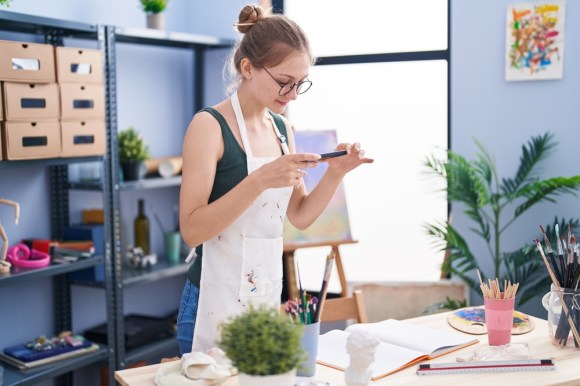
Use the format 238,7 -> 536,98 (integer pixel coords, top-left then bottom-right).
192,91 -> 292,351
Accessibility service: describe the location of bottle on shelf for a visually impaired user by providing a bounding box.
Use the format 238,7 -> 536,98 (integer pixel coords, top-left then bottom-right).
134,198 -> 150,254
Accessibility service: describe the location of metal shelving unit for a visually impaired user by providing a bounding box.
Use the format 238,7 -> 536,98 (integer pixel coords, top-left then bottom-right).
0,11 -> 115,386
102,25 -> 233,372
0,9 -> 233,384
0,256 -> 104,288
67,175 -> 182,191
2,347 -> 108,386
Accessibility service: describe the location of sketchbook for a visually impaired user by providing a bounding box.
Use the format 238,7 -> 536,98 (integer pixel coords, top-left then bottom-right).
317,319 -> 479,380
0,344 -> 99,370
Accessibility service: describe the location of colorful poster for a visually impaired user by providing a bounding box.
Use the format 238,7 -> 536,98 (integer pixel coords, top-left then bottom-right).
505,0 -> 565,81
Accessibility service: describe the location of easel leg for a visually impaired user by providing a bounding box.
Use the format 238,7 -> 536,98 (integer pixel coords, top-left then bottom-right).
333,246 -> 348,297
283,250 -> 299,301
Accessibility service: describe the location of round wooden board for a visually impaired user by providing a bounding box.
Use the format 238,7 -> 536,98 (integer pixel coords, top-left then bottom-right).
447,306 -> 535,335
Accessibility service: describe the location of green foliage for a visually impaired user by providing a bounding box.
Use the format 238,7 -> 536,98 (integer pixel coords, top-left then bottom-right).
424,133 -> 580,306
118,127 -> 151,163
0,0 -> 12,7
140,0 -> 167,13
219,305 -> 305,376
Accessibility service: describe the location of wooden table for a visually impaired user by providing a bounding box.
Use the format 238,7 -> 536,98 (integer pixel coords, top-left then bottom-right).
115,311 -> 580,386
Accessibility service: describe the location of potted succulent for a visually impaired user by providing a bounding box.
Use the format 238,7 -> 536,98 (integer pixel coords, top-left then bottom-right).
219,305 -> 304,386
424,132 -> 580,306
118,126 -> 151,181
139,0 -> 168,30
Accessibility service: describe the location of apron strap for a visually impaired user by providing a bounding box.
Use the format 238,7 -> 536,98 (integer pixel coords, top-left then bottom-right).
267,113 -> 290,155
231,92 -> 254,158
231,91 -> 290,156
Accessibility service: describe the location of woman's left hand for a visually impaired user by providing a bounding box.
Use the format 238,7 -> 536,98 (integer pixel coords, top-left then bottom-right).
322,142 -> 373,174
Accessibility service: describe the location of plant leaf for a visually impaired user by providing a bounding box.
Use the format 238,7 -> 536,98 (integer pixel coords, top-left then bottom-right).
501,132 -> 556,197
513,176 -> 580,217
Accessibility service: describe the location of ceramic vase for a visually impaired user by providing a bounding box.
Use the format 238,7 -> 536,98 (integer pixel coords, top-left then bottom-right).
146,13 -> 164,30
238,369 -> 296,386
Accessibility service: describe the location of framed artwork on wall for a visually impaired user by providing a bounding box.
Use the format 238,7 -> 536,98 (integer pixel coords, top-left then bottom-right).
505,0 -> 566,81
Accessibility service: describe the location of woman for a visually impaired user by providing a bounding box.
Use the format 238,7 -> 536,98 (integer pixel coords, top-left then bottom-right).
177,4 -> 373,354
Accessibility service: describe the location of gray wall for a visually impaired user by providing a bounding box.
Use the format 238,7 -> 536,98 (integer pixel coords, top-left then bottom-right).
451,0 -> 580,316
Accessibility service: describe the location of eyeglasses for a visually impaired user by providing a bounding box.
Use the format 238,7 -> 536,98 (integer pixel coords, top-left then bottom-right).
262,67 -> 312,96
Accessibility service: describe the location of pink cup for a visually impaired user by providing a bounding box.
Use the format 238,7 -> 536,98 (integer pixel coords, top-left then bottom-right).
484,297 -> 515,346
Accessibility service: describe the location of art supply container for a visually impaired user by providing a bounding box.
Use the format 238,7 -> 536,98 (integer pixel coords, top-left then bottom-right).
164,232 -> 182,264
297,322 -> 320,377
484,296 -> 514,346
542,284 -> 580,349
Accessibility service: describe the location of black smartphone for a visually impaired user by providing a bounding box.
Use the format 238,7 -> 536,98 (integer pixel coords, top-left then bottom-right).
319,150 -> 347,160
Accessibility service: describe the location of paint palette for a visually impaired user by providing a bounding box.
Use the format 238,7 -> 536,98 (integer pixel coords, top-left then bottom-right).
447,306 -> 535,335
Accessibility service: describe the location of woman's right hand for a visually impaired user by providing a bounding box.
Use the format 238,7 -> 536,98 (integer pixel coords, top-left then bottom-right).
251,153 -> 320,190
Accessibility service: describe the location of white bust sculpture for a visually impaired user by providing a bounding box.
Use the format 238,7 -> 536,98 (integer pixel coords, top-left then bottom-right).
345,329 -> 380,386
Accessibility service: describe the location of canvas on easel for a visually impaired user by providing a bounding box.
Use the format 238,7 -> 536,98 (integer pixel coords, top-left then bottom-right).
283,129 -> 356,298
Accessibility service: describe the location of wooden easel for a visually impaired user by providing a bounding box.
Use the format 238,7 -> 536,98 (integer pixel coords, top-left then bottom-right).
283,239 -> 358,299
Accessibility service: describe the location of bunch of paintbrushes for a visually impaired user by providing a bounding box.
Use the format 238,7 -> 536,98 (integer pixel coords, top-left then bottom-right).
534,223 -> 580,347
285,250 -> 335,325
476,270 -> 519,299
285,295 -> 317,325
537,224 -> 580,289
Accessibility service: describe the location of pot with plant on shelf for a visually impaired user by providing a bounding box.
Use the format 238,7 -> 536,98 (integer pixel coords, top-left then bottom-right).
118,126 -> 151,182
140,0 -> 168,30
219,305 -> 305,386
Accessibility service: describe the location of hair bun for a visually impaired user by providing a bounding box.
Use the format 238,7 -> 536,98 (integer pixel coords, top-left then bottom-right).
236,4 -> 267,33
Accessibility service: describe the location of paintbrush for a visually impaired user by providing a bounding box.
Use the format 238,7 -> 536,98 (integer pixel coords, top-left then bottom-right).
313,250 -> 335,323
296,260 -> 308,323
540,225 -> 563,285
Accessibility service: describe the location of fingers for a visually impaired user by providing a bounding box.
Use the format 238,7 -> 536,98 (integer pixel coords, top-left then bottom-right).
290,153 -> 321,166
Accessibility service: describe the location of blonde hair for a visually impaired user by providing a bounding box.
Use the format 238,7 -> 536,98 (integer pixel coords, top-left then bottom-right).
224,4 -> 314,93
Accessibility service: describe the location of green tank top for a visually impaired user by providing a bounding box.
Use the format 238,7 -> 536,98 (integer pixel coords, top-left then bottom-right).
187,107 -> 288,287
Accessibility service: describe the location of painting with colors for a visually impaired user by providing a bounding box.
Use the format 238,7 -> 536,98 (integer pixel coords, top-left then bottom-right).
505,0 -> 565,81
283,130 -> 353,246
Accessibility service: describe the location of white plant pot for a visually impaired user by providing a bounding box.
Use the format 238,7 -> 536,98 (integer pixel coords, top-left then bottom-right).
238,368 -> 296,386
146,13 -> 164,30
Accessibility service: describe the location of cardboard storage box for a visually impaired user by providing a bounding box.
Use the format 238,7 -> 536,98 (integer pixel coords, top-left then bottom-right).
0,40 -> 56,83
59,83 -> 105,120
60,120 -> 106,157
3,82 -> 60,121
56,47 -> 103,84
0,83 -> 3,121
2,121 -> 61,160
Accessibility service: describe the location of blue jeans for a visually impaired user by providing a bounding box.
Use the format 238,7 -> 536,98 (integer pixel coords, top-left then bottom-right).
176,279 -> 199,355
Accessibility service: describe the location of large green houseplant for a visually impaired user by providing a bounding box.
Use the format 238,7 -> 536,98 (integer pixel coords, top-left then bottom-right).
118,126 -> 151,181
425,132 -> 580,306
219,305 -> 304,386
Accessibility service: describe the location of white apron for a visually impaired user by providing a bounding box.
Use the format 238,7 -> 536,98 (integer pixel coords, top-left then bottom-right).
192,92 -> 293,351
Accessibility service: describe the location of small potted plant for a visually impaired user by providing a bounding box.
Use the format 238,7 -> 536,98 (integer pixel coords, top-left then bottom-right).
118,126 -> 151,181
139,0 -> 168,30
219,305 -> 304,386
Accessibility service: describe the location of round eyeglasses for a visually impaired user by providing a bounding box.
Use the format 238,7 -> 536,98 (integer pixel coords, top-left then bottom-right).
263,67 -> 312,96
